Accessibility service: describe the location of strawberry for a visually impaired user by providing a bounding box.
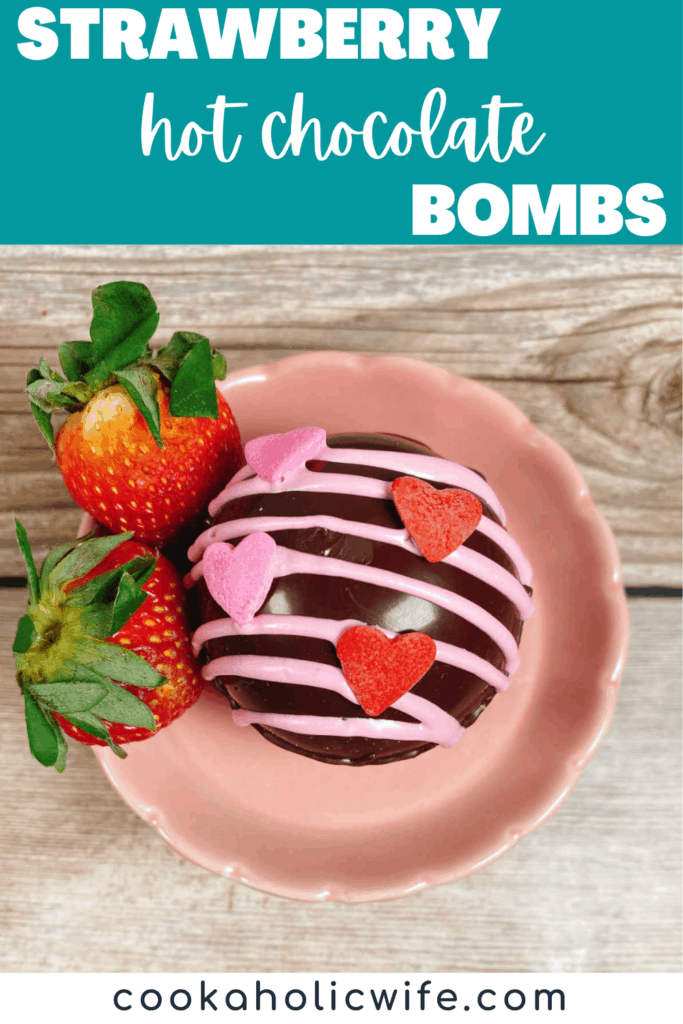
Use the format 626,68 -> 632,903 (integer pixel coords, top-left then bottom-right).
54,375 -> 239,546
27,281 -> 242,546
12,522 -> 203,771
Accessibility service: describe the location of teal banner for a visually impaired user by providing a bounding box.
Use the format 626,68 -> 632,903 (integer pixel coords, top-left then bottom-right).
2,2 -> 681,242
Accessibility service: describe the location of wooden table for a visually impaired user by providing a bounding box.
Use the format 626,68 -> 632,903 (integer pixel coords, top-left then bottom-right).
1,245 -> 680,973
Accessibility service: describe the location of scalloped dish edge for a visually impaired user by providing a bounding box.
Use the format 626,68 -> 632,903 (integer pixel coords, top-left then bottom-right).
92,352 -> 629,902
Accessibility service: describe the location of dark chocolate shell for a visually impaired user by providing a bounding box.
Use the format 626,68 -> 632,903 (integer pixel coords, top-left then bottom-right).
195,434 -> 529,766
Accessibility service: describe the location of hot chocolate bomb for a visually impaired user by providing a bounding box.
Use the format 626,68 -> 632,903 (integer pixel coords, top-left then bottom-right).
188,430 -> 533,766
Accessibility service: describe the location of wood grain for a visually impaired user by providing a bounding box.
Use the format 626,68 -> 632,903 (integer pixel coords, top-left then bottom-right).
0,590 -> 679,973
1,246 -> 680,976
0,245 -> 680,583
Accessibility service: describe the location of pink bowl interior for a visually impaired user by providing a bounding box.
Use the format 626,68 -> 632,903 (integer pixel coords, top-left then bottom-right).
93,352 -> 629,902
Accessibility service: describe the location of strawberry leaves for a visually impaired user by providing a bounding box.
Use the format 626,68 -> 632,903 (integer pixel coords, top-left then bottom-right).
149,329 -> 199,380
27,281 -> 228,450
24,689 -> 65,770
26,369 -> 57,449
89,647 -> 165,689
13,615 -> 36,655
35,675 -> 156,730
82,281 -> 159,391
59,340 -> 96,382
60,712 -> 126,758
48,532 -> 134,589
14,518 -> 39,603
115,366 -> 163,447
32,682 -> 109,715
152,332 -> 224,419
14,523 -> 166,771
37,538 -> 82,591
88,281 -> 159,372
110,570 -> 152,634
169,337 -> 219,418
79,676 -> 156,730
68,554 -> 156,640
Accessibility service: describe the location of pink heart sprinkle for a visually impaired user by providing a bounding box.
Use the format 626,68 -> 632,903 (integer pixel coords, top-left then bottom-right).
203,533 -> 277,626
245,426 -> 327,484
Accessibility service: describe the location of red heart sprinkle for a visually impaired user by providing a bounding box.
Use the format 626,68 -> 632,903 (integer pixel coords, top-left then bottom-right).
336,626 -> 437,717
392,476 -> 483,562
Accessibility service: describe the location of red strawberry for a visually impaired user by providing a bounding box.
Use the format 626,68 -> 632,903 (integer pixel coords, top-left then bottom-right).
27,281 -> 243,546
55,377 -> 240,546
13,523 -> 203,771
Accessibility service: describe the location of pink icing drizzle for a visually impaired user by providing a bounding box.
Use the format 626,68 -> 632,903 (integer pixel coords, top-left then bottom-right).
193,614 -> 511,692
203,655 -> 464,747
192,440 -> 532,748
209,445 -> 506,522
205,454 -> 531,589
188,515 -> 533,618
190,544 -> 520,673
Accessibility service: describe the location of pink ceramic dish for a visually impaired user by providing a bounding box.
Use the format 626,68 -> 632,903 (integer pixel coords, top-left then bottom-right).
92,352 -> 629,903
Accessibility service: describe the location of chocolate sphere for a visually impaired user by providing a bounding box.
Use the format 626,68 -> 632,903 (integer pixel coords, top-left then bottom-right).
193,433 -> 531,766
